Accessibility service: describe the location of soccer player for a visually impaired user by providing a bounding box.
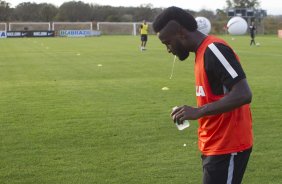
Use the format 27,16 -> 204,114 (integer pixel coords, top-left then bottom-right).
153,7 -> 253,184
249,21 -> 256,46
140,20 -> 149,51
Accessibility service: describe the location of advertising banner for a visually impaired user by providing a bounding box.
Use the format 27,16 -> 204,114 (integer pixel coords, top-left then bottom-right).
6,31 -> 55,38
59,30 -> 91,37
0,31 -> 7,38
33,31 -> 54,37
59,30 -> 101,37
6,31 -> 23,37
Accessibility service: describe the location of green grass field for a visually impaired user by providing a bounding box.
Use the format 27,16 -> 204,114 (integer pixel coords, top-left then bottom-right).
0,35 -> 281,184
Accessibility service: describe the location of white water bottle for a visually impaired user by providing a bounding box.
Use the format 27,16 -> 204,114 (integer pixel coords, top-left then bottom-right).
172,106 -> 190,130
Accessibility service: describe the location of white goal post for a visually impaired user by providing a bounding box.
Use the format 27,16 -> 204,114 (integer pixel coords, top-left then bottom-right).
0,22 -> 7,31
97,22 -> 152,35
9,22 -> 51,31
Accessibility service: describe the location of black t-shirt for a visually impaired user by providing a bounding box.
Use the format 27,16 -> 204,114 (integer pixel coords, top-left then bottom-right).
204,42 -> 246,95
249,25 -> 256,35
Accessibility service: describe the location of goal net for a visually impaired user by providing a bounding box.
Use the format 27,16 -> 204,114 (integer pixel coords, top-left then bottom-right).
52,22 -> 93,31
97,22 -> 153,35
52,22 -> 94,37
0,23 -> 7,31
9,22 -> 51,31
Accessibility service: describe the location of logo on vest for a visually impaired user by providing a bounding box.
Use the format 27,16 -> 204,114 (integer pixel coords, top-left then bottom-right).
196,86 -> 206,97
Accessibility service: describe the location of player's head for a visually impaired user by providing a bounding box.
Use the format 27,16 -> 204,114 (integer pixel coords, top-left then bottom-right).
153,6 -> 198,61
153,6 -> 197,33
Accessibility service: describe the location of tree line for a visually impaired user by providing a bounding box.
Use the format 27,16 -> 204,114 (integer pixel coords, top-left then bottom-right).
0,1 -> 163,22
0,0 -> 281,34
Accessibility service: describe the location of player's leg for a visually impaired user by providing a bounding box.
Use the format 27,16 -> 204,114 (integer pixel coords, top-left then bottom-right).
231,147 -> 252,184
250,34 -> 255,45
202,154 -> 230,184
201,147 -> 252,184
140,35 -> 145,50
143,35 -> 148,50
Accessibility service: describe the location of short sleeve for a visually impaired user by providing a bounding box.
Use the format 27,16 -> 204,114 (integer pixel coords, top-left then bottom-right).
204,42 -> 246,94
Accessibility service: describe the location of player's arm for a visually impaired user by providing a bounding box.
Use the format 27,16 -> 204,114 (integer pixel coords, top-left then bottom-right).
172,43 -> 252,122
198,42 -> 252,116
172,79 -> 252,121
198,78 -> 252,116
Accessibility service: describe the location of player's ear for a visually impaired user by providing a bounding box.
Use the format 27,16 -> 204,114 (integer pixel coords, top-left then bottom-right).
179,26 -> 189,37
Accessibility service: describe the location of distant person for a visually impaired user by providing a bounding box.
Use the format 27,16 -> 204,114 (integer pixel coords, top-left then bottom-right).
249,21 -> 256,46
139,20 -> 149,51
153,6 -> 253,184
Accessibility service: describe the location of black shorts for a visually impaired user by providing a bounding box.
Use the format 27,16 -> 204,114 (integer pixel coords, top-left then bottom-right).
201,147 -> 252,184
141,34 -> 148,42
251,33 -> 255,39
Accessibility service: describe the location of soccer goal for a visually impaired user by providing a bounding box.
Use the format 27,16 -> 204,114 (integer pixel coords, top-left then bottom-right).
97,22 -> 153,35
52,22 -> 94,37
52,22 -> 93,31
0,22 -> 7,31
9,22 -> 51,31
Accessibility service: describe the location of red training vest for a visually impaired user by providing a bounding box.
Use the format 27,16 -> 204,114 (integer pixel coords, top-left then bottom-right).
195,35 -> 253,156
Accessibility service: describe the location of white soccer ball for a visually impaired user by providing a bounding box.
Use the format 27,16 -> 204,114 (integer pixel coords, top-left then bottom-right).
227,17 -> 248,35
196,17 -> 211,35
